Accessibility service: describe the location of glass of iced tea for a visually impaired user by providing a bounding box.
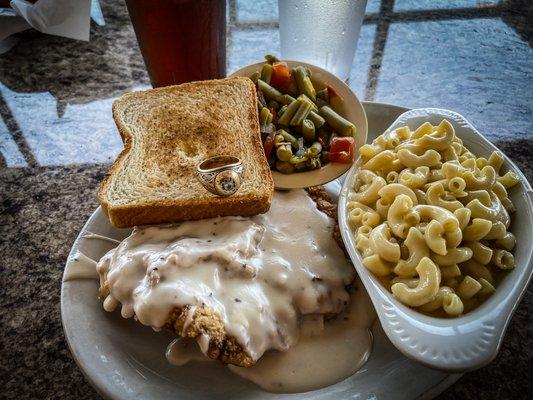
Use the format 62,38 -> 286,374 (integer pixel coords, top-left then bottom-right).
125,0 -> 227,88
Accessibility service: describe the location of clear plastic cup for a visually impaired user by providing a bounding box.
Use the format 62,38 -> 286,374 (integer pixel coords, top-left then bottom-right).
279,0 -> 368,82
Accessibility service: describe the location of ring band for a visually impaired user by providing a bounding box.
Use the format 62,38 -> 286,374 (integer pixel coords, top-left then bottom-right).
196,156 -> 244,197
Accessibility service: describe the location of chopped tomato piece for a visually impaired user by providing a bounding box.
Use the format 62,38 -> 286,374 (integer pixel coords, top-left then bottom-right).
264,139 -> 274,159
329,151 -> 352,163
270,62 -> 291,88
263,129 -> 276,159
329,137 -> 354,163
326,84 -> 340,98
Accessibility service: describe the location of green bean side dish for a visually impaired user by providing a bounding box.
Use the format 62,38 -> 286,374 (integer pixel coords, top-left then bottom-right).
251,55 -> 357,174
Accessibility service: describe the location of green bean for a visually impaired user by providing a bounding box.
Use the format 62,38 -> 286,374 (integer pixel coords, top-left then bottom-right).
277,100 -> 300,126
257,90 -> 267,108
291,125 -> 302,137
259,107 -> 272,131
297,94 -> 318,111
319,105 -> 356,136
307,156 -> 321,170
276,144 -> 293,161
316,98 -> 329,109
267,100 -> 280,111
301,119 -> 316,142
250,71 -> 260,85
317,127 -> 331,143
278,129 -> 298,147
290,153 -> 309,165
264,54 -> 280,64
286,78 -> 299,96
295,163 -> 309,171
290,98 -> 313,126
317,88 -> 329,103
257,79 -> 283,102
260,63 -> 273,84
280,94 -> 296,105
278,104 -> 288,117
276,160 -> 295,174
293,66 -> 316,102
308,141 -> 322,157
307,110 -> 325,129
255,57 -> 357,174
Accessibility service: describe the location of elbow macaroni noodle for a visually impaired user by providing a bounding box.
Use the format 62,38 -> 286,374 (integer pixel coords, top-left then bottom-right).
348,120 -> 520,317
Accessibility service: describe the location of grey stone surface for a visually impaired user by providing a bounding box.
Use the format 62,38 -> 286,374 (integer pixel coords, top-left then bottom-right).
0,116 -> 26,167
394,0 -> 498,12
0,83 -> 126,166
229,28 -> 280,72
0,1 -> 531,399
349,23 -> 377,97
367,0 -> 382,14
236,0 -> 278,21
376,18 -> 533,140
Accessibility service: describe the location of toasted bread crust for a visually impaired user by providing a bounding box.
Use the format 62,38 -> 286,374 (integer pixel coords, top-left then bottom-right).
102,193 -> 273,228
98,77 -> 274,228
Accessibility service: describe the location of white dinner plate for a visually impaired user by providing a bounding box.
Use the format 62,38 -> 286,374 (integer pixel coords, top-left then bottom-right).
61,102 -> 461,400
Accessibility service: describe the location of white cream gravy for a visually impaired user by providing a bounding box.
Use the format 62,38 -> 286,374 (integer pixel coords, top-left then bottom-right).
82,232 -> 122,244
72,189 -> 375,392
64,251 -> 99,281
96,190 -> 356,362
63,232 -> 121,281
167,282 -> 375,393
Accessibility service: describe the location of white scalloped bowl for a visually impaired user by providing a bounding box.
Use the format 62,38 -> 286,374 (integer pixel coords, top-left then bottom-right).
230,60 -> 368,189
338,108 -> 533,372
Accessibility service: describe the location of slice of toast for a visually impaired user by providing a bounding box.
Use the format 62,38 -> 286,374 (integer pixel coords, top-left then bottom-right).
98,77 -> 274,228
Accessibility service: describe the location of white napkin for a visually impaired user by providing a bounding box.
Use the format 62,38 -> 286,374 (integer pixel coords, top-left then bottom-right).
0,0 -> 104,53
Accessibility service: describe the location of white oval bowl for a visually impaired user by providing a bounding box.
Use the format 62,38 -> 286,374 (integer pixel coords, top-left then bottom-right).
230,60 -> 368,189
338,108 -> 533,372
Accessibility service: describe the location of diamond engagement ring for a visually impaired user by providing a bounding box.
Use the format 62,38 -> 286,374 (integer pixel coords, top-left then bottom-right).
196,156 -> 244,196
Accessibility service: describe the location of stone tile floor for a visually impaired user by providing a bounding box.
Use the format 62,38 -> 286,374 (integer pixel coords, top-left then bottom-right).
0,0 -> 531,399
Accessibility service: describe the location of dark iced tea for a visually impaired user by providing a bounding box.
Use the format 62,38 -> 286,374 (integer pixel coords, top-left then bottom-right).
125,0 -> 227,87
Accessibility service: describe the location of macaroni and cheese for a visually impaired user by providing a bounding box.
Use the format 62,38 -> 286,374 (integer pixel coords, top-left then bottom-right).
348,119 -> 520,317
